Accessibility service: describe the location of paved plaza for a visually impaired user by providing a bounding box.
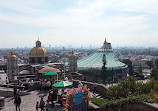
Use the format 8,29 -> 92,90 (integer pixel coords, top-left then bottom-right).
0,74 -> 64,111
1,91 -> 64,111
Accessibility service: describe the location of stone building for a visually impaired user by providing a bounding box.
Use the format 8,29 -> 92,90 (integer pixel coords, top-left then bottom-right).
7,51 -> 19,81
68,50 -> 77,72
29,39 -> 48,64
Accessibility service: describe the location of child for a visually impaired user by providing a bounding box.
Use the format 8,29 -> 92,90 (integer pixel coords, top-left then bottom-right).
45,100 -> 49,111
36,101 -> 39,111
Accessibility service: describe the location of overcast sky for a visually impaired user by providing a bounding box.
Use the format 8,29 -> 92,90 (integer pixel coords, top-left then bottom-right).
0,0 -> 158,48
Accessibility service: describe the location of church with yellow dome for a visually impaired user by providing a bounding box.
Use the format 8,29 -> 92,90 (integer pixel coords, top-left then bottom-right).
29,39 -> 48,64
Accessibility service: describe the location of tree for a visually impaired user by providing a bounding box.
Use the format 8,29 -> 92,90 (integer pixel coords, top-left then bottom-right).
155,59 -> 158,67
146,61 -> 154,69
151,67 -> 158,80
122,59 -> 133,75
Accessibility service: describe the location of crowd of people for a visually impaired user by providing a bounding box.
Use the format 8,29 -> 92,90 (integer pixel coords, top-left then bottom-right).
35,88 -> 64,111
1,74 -> 99,111
39,78 -> 52,92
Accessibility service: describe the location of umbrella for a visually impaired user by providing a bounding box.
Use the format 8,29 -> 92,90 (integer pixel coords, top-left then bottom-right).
44,72 -> 57,76
53,81 -> 73,88
43,72 -> 58,81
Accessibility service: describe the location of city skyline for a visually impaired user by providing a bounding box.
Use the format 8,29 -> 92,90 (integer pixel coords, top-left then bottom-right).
0,0 -> 158,48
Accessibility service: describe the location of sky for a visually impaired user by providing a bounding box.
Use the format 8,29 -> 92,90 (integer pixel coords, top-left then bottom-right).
0,0 -> 158,48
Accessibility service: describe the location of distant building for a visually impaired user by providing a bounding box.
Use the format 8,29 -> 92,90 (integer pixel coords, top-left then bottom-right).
29,39 -> 48,64
76,38 -> 128,78
52,53 -> 58,63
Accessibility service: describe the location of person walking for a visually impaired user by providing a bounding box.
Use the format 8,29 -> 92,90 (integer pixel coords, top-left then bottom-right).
78,81 -> 83,88
45,100 -> 49,111
26,78 -> 29,90
6,77 -> 9,84
40,97 -> 45,111
13,85 -> 17,97
30,80 -> 34,91
0,77 -> 2,84
14,94 -> 21,111
93,81 -> 98,94
64,77 -> 68,81
51,90 -> 55,107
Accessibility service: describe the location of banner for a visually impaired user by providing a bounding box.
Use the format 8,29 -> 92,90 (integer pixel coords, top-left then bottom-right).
74,92 -> 83,105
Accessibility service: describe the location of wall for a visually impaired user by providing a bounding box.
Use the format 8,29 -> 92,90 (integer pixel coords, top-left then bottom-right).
90,102 -> 158,111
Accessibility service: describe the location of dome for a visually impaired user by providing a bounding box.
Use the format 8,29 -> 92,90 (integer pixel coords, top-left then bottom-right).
8,51 -> 17,58
70,50 -> 76,57
8,55 -> 17,58
30,47 -> 48,55
53,53 -> 57,57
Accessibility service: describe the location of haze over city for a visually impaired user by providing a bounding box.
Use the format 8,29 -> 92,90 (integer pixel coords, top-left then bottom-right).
0,0 -> 158,48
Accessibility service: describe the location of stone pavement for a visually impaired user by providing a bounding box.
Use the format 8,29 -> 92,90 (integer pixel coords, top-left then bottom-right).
1,91 -> 64,111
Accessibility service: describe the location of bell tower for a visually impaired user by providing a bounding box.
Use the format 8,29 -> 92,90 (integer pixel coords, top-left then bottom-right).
36,38 -> 41,47
69,50 -> 77,72
7,51 -> 19,81
52,53 -> 58,63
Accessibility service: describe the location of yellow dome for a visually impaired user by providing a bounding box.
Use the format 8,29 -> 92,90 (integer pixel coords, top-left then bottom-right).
70,50 -> 76,57
8,55 -> 17,58
53,53 -> 57,57
30,47 -> 48,55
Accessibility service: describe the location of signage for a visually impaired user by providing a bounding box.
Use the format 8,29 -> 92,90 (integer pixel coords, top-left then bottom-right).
74,92 -> 83,105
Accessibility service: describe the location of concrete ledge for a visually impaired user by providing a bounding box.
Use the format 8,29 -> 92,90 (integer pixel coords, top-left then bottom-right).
0,90 -> 30,98
89,102 -> 101,111
142,102 -> 158,111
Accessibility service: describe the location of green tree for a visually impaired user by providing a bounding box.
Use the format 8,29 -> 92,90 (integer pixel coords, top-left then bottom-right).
155,59 -> 158,67
146,61 -> 154,69
151,67 -> 158,80
122,59 -> 133,75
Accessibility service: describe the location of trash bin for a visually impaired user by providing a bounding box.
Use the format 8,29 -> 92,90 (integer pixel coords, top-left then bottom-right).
0,97 -> 5,107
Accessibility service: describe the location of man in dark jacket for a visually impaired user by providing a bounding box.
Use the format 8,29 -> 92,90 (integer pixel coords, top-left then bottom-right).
13,85 -> 17,97
51,90 -> 55,107
14,94 -> 21,111
40,97 -> 45,111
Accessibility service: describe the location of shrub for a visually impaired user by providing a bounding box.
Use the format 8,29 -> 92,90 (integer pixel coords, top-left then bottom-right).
90,94 -> 157,109
107,76 -> 136,99
154,83 -> 158,92
90,98 -> 108,107
107,76 -> 157,99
